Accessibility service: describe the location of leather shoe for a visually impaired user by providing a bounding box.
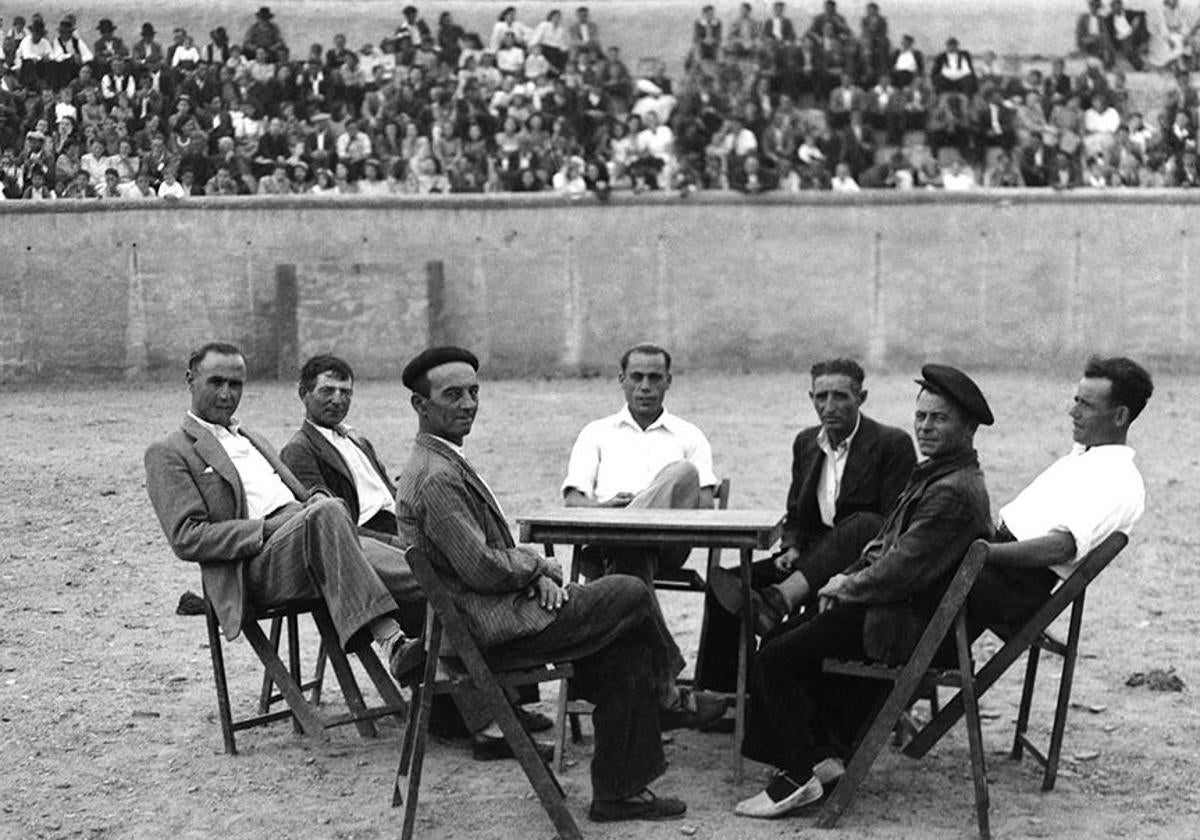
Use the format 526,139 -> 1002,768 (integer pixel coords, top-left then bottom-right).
751,587 -> 787,637
589,789 -> 687,822
471,733 -> 555,763
514,706 -> 555,733
707,567 -> 745,614
660,688 -> 728,731
388,637 -> 426,684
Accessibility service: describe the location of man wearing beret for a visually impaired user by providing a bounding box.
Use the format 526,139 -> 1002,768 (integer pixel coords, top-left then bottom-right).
736,363 -> 993,819
394,346 -> 725,823
144,342 -> 425,688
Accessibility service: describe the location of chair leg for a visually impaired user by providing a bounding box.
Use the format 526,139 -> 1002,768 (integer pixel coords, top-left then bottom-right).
309,604 -> 378,739
355,644 -> 409,718
554,678 -> 571,772
311,644 -> 328,706
258,616 -> 284,714
206,604 -> 238,756
1011,647 -> 1040,761
241,620 -> 327,736
287,613 -> 304,734
482,675 -> 578,839
1044,597 -> 1086,792
955,614 -> 991,840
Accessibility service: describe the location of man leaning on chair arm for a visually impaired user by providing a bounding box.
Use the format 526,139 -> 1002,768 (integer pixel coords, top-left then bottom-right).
967,355 -> 1153,637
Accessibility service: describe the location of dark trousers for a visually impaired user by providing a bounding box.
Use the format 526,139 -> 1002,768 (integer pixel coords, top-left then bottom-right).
742,603 -> 887,777
967,563 -> 1058,640
697,512 -> 884,692
485,575 -> 683,801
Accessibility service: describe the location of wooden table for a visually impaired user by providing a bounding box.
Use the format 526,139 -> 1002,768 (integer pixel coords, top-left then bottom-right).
517,508 -> 784,782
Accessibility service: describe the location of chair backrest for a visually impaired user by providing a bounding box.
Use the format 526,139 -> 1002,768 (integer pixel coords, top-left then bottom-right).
403,546 -> 488,669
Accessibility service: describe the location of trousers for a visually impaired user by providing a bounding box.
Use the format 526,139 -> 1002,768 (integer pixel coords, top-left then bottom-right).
483,575 -> 685,801
243,497 -> 401,649
698,512 -> 885,691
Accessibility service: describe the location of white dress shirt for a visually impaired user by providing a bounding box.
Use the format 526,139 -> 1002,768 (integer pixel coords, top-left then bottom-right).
310,421 -> 394,525
999,443 -> 1144,577
815,414 -> 861,528
562,406 -> 717,502
189,412 -> 296,519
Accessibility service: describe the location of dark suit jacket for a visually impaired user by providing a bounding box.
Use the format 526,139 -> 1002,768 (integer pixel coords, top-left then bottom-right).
144,415 -> 312,639
394,433 -> 560,648
840,448 -> 991,663
280,421 -> 396,531
781,414 -> 916,553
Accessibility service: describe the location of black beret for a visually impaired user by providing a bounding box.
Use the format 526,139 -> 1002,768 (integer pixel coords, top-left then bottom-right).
402,346 -> 479,390
915,364 -> 994,426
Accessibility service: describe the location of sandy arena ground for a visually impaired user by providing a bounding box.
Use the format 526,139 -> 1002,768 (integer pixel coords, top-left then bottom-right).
1,367 -> 1198,839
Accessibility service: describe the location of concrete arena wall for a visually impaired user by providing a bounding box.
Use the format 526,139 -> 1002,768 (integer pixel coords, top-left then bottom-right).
1,192 -> 1196,382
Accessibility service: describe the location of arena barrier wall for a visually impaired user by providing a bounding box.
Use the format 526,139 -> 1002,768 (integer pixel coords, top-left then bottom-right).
0,191 -> 1194,382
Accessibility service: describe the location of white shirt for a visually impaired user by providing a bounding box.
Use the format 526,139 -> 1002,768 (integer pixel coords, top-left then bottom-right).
309,421 -> 394,525
562,406 -> 717,502
940,51 -> 972,81
815,414 -> 861,528
189,412 -> 296,519
999,444 -> 1144,578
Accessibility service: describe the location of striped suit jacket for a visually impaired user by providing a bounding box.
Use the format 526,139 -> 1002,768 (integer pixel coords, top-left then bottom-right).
394,432 -> 560,648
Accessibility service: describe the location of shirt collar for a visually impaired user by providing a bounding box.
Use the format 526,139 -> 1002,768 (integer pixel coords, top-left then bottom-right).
615,403 -> 677,433
816,412 -> 862,455
428,433 -> 466,459
189,410 -> 241,437
306,417 -> 352,438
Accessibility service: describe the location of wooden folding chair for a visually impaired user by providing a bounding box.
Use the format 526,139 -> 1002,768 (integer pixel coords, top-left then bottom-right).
816,539 -> 993,838
552,478 -> 732,768
392,547 -> 580,840
203,591 -> 408,755
905,532 -> 1129,792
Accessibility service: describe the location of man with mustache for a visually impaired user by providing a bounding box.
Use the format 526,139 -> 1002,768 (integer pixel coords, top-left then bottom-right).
737,364 -> 993,818
144,342 -> 424,688
394,346 -> 722,823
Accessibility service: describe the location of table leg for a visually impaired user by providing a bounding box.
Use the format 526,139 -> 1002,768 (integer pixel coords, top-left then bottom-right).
734,546 -> 754,784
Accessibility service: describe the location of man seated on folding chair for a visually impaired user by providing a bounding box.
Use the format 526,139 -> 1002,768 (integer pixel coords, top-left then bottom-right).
967,356 -> 1153,636
278,352 -> 554,755
144,342 -> 425,687
737,364 -> 994,819
561,342 -> 719,583
394,346 -> 725,824
702,358 -> 916,689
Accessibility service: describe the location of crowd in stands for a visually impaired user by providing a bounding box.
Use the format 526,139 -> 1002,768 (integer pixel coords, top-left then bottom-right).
3,0 -> 1200,200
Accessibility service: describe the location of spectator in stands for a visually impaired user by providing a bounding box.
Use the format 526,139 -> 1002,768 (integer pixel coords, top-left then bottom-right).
1107,0 -> 1150,70
1084,92 -> 1123,157
93,19 -> 126,74
726,3 -> 761,59
983,150 -> 1025,186
975,88 -> 1017,156
941,156 -> 978,189
131,22 -> 162,66
569,6 -> 600,55
1078,0 -> 1113,65
764,2 -> 798,45
932,37 -> 977,97
490,7 -> 529,52
14,18 -> 52,88
693,5 -> 723,66
890,33 -> 923,88
860,3 -> 891,83
830,160 -> 859,191
245,6 -> 287,63
23,164 -> 53,199
531,10 -> 570,73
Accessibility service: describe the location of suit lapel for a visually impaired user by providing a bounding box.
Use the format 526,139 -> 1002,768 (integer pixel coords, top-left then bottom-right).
417,432 -> 508,526
182,414 -> 246,514
303,422 -> 353,484
840,416 -> 879,501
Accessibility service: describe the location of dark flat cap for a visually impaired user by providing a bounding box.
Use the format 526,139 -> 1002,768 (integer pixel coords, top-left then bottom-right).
402,346 -> 479,389
915,364 -> 994,426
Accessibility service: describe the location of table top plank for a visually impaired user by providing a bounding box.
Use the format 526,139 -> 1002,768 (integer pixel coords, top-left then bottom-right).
517,508 -> 785,551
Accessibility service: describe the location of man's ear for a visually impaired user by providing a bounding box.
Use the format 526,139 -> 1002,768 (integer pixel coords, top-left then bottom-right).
410,392 -> 425,414
1114,403 -> 1131,430
858,388 -> 869,406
